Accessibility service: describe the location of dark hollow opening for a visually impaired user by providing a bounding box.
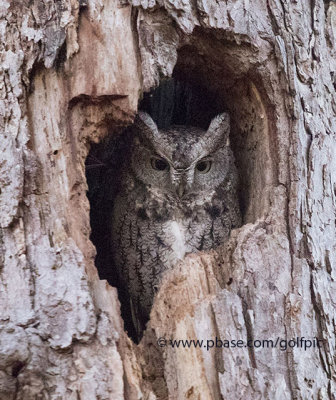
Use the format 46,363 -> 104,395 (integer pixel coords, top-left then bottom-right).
85,28 -> 276,342
86,78 -> 241,342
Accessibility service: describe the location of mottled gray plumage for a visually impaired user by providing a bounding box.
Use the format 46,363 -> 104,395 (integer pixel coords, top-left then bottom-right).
111,112 -> 241,336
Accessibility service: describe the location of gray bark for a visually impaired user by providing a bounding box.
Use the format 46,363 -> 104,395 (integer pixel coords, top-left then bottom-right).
0,0 -> 336,399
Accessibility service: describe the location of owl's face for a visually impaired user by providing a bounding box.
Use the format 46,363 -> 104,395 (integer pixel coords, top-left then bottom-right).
130,112 -> 232,200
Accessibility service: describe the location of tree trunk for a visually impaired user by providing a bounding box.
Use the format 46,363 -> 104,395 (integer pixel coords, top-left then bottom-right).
1,0 -> 336,399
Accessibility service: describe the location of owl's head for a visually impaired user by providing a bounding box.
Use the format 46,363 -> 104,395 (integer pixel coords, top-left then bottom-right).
130,111 -> 233,199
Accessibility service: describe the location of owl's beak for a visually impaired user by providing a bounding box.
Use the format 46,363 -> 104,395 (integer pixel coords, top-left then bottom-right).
177,183 -> 185,198
172,169 -> 189,198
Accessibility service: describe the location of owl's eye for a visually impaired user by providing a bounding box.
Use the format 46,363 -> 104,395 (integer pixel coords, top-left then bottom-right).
196,160 -> 212,173
151,156 -> 169,171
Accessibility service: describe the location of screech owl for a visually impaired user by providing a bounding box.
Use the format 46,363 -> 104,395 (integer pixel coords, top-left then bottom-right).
111,111 -> 241,337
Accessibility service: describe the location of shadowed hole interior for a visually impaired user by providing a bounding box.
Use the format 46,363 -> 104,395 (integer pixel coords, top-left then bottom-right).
86,48 -> 273,341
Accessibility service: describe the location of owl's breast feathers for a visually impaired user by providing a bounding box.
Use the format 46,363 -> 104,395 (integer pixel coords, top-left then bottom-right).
111,161 -> 241,337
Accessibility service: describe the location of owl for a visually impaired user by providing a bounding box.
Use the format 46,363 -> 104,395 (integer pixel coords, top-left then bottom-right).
111,111 -> 241,338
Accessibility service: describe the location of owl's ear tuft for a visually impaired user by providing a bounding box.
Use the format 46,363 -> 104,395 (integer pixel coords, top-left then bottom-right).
135,112 -> 159,139
207,112 -> 230,144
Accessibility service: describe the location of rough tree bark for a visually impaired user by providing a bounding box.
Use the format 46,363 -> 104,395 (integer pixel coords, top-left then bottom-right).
0,0 -> 335,399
